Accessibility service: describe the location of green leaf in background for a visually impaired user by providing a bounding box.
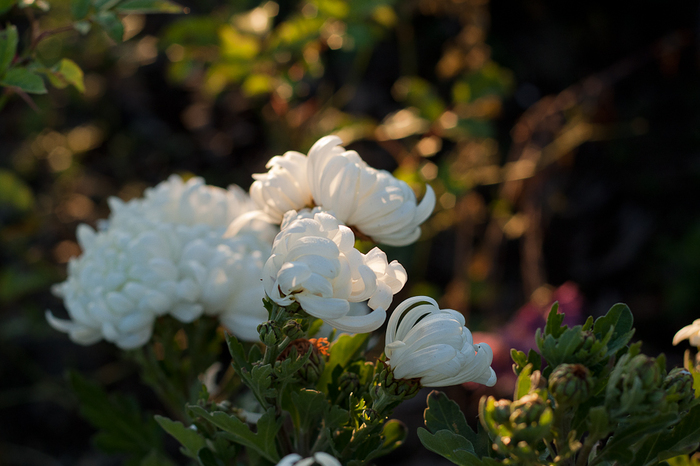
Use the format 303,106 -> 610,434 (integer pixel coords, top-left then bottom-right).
68,371 -> 166,461
0,169 -> 34,212
417,428 -> 481,466
94,10 -> 124,42
188,406 -> 280,463
0,24 -> 18,75
0,0 -> 17,15
0,67 -> 47,94
115,0 -> 184,14
46,58 -> 85,92
71,0 -> 91,20
93,0 -> 120,10
154,415 -> 206,459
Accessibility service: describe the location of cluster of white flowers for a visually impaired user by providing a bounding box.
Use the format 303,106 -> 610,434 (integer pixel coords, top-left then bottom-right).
263,209 -> 406,333
251,135 -> 435,246
47,175 -> 276,349
49,137 -> 496,390
384,296 -> 497,387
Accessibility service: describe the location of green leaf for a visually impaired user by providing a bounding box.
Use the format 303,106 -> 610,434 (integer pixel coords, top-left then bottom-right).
633,404 -> 700,466
417,428 -> 482,466
289,389 -> 327,433
317,333 -> 369,392
593,303 -> 635,354
588,406 -> 610,439
364,419 -> 408,462
0,24 -> 18,75
188,406 -> 280,463
94,11 -> 124,42
46,58 -> 85,92
154,415 -> 206,459
514,364 -> 533,400
544,302 -> 566,337
93,0 -> 120,10
0,67 -> 46,94
115,0 -> 183,13
197,448 -> 221,466
68,371 -> 163,459
0,169 -> 34,212
71,0 -> 91,19
0,0 -> 17,15
226,333 -> 252,373
424,390 -> 486,454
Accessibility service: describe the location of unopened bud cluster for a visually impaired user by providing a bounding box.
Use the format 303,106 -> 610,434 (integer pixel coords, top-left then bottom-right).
480,390 -> 554,462
605,353 -> 666,421
663,368 -> 696,412
548,363 -> 594,407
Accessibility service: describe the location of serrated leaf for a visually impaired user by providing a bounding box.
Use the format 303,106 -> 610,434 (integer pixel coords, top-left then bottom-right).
0,0 -> 17,15
68,371 -> 162,458
0,24 -> 18,75
0,67 -> 46,94
46,58 -> 85,92
94,11 -> 124,42
249,364 -> 275,399
71,0 -> 91,19
317,333 -> 369,392
188,406 -> 280,463
154,415 -> 206,459
544,302 -> 566,337
115,0 -> 183,13
417,428 -> 481,466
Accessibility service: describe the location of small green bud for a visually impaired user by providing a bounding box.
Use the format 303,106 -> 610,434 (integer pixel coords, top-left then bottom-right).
257,320 -> 282,346
282,320 -> 305,340
492,399 -> 512,424
549,364 -> 594,406
663,368 -> 695,410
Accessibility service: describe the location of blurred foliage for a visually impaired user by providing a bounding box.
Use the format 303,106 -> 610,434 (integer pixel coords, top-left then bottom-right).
1,0 -> 700,463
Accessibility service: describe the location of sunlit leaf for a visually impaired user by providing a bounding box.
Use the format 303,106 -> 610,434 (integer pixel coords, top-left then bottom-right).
219,26 -> 259,60
46,58 -> 85,92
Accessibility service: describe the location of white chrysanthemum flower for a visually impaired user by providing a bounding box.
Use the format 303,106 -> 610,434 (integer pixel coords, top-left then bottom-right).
277,452 -> 341,466
263,210 -> 406,333
673,319 -> 700,347
47,175 -> 276,349
250,151 -> 313,223
251,136 -> 435,246
384,296 -> 497,387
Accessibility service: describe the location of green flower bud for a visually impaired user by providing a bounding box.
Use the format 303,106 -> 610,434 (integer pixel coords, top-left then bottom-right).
492,399 -> 512,424
282,320 -> 305,340
257,320 -> 282,346
606,353 -> 667,420
549,364 -> 594,406
663,368 -> 695,410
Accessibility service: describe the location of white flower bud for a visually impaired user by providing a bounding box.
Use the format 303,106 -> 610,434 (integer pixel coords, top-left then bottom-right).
47,175 -> 276,349
385,296 -> 497,387
263,210 -> 406,333
673,319 -> 700,347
